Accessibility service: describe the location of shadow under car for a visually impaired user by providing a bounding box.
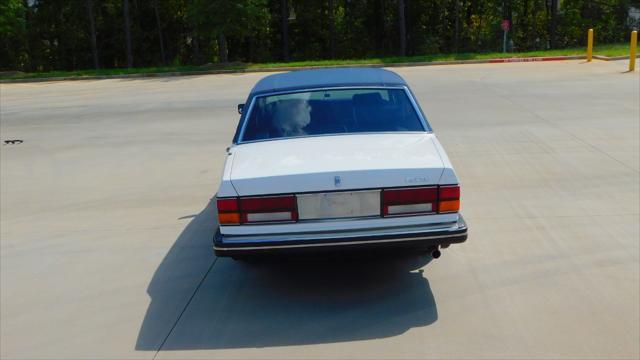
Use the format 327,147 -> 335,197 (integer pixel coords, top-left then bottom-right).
136,199 -> 438,351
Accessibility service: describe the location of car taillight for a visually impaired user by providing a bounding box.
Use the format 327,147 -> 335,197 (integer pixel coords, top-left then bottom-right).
438,185 -> 460,213
217,195 -> 298,225
217,198 -> 241,225
240,195 -> 298,223
382,187 -> 437,216
381,185 -> 461,217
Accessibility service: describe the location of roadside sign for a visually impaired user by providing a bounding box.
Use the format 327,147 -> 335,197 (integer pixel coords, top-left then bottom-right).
502,20 -> 510,53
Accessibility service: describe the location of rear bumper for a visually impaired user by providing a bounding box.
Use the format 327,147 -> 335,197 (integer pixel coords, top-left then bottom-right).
213,215 -> 468,257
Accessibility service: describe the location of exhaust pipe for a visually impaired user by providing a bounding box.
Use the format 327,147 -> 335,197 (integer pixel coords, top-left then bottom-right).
431,249 -> 441,259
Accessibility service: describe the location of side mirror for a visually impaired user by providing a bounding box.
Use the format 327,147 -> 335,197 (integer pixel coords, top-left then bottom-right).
237,103 -> 244,114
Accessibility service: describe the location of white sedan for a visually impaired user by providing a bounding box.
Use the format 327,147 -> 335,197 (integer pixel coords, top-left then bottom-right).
214,68 -> 467,259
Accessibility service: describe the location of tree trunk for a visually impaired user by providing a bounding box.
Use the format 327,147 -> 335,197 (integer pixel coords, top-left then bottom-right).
398,0 -> 406,56
153,0 -> 166,64
193,34 -> 201,64
467,0 -> 476,24
507,0 -> 513,41
218,33 -> 228,63
328,0 -> 336,58
454,0 -> 460,51
549,0 -> 558,48
375,0 -> 385,55
86,0 -> 99,69
522,0 -> 529,47
123,0 -> 133,68
281,0 -> 290,61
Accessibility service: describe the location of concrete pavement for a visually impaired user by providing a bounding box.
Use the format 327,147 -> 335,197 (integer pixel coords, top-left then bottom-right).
1,60 -> 638,359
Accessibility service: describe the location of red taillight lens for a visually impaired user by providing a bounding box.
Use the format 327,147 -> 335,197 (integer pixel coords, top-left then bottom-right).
382,187 -> 437,216
239,195 -> 298,223
217,195 -> 298,225
218,185 -> 460,225
438,185 -> 460,213
217,198 -> 239,212
240,196 -> 296,212
217,198 -> 240,225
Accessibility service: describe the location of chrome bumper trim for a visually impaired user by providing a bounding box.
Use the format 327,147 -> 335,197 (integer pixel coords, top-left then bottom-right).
214,232 -> 464,251
214,215 -> 467,253
221,219 -> 463,242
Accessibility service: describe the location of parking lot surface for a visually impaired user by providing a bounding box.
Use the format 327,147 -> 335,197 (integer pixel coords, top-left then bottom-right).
1,61 -> 638,359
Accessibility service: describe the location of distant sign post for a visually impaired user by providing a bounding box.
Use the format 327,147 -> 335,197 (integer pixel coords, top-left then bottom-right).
502,20 -> 510,53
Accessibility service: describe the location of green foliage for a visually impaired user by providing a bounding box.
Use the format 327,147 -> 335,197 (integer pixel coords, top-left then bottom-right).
1,0 -> 636,72
2,42 -> 633,81
189,0 -> 269,62
558,0 -> 632,47
0,0 -> 25,36
0,0 -> 27,70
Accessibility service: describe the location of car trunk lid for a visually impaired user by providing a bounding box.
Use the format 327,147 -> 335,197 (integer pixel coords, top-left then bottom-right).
229,133 -> 444,196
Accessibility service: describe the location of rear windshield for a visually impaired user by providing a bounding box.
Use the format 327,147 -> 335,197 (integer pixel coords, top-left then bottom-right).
239,88 -> 426,142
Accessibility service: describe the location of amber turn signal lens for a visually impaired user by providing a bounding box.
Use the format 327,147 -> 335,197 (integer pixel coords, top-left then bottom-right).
438,199 -> 460,213
218,212 -> 241,225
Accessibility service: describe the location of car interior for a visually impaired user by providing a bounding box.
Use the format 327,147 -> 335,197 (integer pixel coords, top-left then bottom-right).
241,89 -> 425,141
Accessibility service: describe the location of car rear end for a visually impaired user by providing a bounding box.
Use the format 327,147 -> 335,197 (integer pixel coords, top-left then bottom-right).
213,134 -> 467,257
214,184 -> 467,257
213,69 -> 467,257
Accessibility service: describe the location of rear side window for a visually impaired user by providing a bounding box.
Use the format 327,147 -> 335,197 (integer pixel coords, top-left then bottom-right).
240,88 -> 426,142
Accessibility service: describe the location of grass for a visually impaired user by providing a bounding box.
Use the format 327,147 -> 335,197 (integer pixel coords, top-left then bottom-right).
1,43 -> 633,81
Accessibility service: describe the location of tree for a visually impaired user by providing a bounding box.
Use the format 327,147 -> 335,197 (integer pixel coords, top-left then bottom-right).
153,0 -> 166,64
398,0 -> 406,56
549,0 -> 558,48
328,0 -> 336,58
0,0 -> 27,70
281,0 -> 290,61
123,0 -> 133,67
86,0 -> 99,69
189,0 -> 268,63
454,0 -> 462,51
2,0 -> 636,72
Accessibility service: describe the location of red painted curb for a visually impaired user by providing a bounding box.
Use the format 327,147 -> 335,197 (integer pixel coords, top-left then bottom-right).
488,56 -> 581,63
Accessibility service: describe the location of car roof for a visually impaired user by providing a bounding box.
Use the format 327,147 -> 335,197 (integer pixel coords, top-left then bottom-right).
249,67 -> 408,96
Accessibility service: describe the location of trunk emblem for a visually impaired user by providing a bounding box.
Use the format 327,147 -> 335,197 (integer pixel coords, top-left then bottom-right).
406,176 -> 428,184
334,176 -> 342,187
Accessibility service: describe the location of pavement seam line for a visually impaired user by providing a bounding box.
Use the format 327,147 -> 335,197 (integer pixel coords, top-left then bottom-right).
152,256 -> 219,359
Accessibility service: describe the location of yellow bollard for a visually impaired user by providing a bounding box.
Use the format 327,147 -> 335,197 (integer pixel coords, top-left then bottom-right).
587,29 -> 594,62
630,31 -> 637,72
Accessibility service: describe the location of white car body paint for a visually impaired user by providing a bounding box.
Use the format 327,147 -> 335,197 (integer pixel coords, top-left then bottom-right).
216,151 -> 238,198
216,133 -> 461,236
431,136 -> 459,185
228,133 -> 452,195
